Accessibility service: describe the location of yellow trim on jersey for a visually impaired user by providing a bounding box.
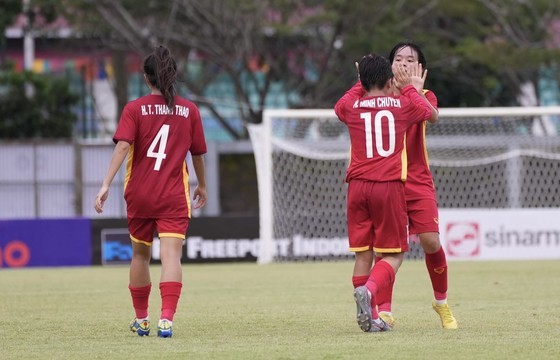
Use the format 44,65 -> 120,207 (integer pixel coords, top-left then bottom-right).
124,146 -> 134,191
346,145 -> 352,171
182,161 -> 191,218
373,247 -> 402,253
401,133 -> 408,181
159,232 -> 185,239
422,121 -> 430,169
130,235 -> 152,246
349,245 -> 370,252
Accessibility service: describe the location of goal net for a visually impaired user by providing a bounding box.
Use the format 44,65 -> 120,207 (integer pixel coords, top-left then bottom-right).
249,107 -> 560,264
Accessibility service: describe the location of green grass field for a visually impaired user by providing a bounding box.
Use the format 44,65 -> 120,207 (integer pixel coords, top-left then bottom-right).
1,260 -> 559,359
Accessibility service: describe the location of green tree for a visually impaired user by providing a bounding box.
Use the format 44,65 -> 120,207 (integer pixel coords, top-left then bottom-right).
1,0 -> 58,68
0,70 -> 78,139
56,0 -> 560,139
332,0 -> 560,106
0,0 -> 22,68
61,0 -> 347,139
0,0 -> 78,139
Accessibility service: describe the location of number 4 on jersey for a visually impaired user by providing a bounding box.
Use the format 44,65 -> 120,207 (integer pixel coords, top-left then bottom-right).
147,124 -> 170,171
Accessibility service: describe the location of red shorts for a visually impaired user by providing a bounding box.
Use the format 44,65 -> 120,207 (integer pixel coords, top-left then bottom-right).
347,180 -> 409,254
127,217 -> 189,246
407,198 -> 440,235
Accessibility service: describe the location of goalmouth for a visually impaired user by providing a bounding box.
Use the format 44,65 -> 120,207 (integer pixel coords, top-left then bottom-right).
249,107 -> 560,264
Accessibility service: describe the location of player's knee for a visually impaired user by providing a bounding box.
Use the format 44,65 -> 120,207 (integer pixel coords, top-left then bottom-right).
380,252 -> 404,272
132,251 -> 151,263
354,250 -> 374,268
419,232 -> 441,253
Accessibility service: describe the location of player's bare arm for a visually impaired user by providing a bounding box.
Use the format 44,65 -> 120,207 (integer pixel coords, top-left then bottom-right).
405,63 -> 438,122
191,154 -> 208,209
411,64 -> 438,123
94,140 -> 130,213
421,92 -> 439,123
411,63 -> 438,122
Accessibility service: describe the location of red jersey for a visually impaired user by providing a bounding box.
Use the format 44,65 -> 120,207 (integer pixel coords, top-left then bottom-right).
404,90 -> 438,200
113,94 -> 207,218
335,82 -> 432,183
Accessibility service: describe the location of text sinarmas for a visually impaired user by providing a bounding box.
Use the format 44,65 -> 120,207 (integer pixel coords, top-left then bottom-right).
357,97 -> 401,108
141,104 -> 190,118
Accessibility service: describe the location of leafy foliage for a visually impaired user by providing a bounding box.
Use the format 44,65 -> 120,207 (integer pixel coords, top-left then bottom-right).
52,0 -> 560,137
0,0 -> 22,36
0,71 -> 78,139
0,0 -> 79,139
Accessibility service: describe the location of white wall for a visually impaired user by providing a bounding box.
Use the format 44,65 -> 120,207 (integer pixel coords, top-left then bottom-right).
439,208 -> 560,260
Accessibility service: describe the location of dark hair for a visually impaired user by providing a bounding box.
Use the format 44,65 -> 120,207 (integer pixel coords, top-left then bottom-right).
388,41 -> 427,68
144,45 -> 177,109
358,54 -> 393,91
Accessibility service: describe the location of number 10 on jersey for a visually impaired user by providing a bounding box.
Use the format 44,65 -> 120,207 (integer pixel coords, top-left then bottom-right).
361,110 -> 396,158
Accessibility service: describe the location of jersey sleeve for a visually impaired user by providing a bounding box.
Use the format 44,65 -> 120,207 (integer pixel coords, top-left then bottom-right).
334,81 -> 365,121
423,89 -> 438,110
113,103 -> 137,144
401,85 -> 433,124
189,106 -> 207,155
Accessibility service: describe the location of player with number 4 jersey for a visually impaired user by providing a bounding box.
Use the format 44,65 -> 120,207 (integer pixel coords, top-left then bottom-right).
94,45 -> 207,338
115,93 -> 206,218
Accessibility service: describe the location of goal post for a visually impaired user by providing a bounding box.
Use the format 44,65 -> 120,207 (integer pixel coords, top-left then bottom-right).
250,106 -> 560,264
248,109 -> 343,264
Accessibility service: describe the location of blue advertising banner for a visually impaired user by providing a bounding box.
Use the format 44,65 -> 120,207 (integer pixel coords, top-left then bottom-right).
94,216 -> 260,265
0,219 -> 91,268
101,229 -> 133,265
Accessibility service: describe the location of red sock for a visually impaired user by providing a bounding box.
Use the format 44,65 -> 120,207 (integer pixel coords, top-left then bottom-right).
129,283 -> 151,319
374,257 -> 393,313
366,261 -> 395,319
160,282 -> 182,321
352,275 -> 369,288
425,246 -> 448,301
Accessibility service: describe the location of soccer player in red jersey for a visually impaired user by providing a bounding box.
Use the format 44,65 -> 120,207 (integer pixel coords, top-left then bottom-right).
94,45 -> 207,338
373,41 -> 458,330
335,54 -> 434,332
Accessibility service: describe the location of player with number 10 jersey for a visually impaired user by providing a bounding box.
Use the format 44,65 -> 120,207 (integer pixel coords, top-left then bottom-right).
337,82 -> 431,184
114,94 -> 207,219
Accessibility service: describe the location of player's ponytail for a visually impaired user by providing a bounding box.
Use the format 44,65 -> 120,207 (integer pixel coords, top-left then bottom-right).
143,45 -> 177,110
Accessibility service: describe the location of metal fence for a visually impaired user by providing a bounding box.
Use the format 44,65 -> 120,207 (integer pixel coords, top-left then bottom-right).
0,140 -> 252,219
